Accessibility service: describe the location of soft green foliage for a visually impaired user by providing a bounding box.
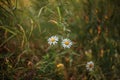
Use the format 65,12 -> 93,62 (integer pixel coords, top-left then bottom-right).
0,0 -> 120,80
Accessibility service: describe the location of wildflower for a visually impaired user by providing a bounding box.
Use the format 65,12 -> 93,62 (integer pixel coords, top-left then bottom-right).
56,63 -> 64,74
85,49 -> 92,58
48,36 -> 58,45
57,63 -> 64,68
65,57 -> 70,62
62,38 -> 72,48
86,61 -> 94,71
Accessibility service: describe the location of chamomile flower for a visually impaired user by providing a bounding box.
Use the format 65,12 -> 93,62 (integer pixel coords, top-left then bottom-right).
62,38 -> 72,48
86,61 -> 94,71
48,36 -> 58,45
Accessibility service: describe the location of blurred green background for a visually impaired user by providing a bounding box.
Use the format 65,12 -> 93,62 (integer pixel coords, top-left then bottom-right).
0,0 -> 120,80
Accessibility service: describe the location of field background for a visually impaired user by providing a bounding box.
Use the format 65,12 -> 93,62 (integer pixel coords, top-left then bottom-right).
0,0 -> 120,80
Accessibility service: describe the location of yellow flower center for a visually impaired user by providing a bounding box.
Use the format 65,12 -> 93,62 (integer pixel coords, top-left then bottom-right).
64,41 -> 69,45
50,38 -> 55,42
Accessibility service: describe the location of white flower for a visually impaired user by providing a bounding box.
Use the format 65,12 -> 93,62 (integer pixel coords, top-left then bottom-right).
86,61 -> 94,71
48,36 -> 58,45
62,38 -> 72,48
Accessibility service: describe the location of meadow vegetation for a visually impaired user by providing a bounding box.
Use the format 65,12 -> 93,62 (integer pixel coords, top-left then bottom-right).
0,0 -> 120,80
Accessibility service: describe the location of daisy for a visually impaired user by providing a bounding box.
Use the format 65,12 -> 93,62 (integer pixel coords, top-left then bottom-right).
62,38 -> 72,48
86,61 -> 94,71
48,36 -> 58,45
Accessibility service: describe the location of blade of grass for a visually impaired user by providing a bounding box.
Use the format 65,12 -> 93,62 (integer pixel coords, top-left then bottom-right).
17,24 -> 28,48
28,19 -> 34,40
0,34 -> 16,47
0,26 -> 17,35
57,6 -> 62,22
38,7 -> 44,18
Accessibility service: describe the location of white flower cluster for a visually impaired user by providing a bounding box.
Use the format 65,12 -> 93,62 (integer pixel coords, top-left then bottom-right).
48,36 -> 72,48
48,36 -> 95,71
